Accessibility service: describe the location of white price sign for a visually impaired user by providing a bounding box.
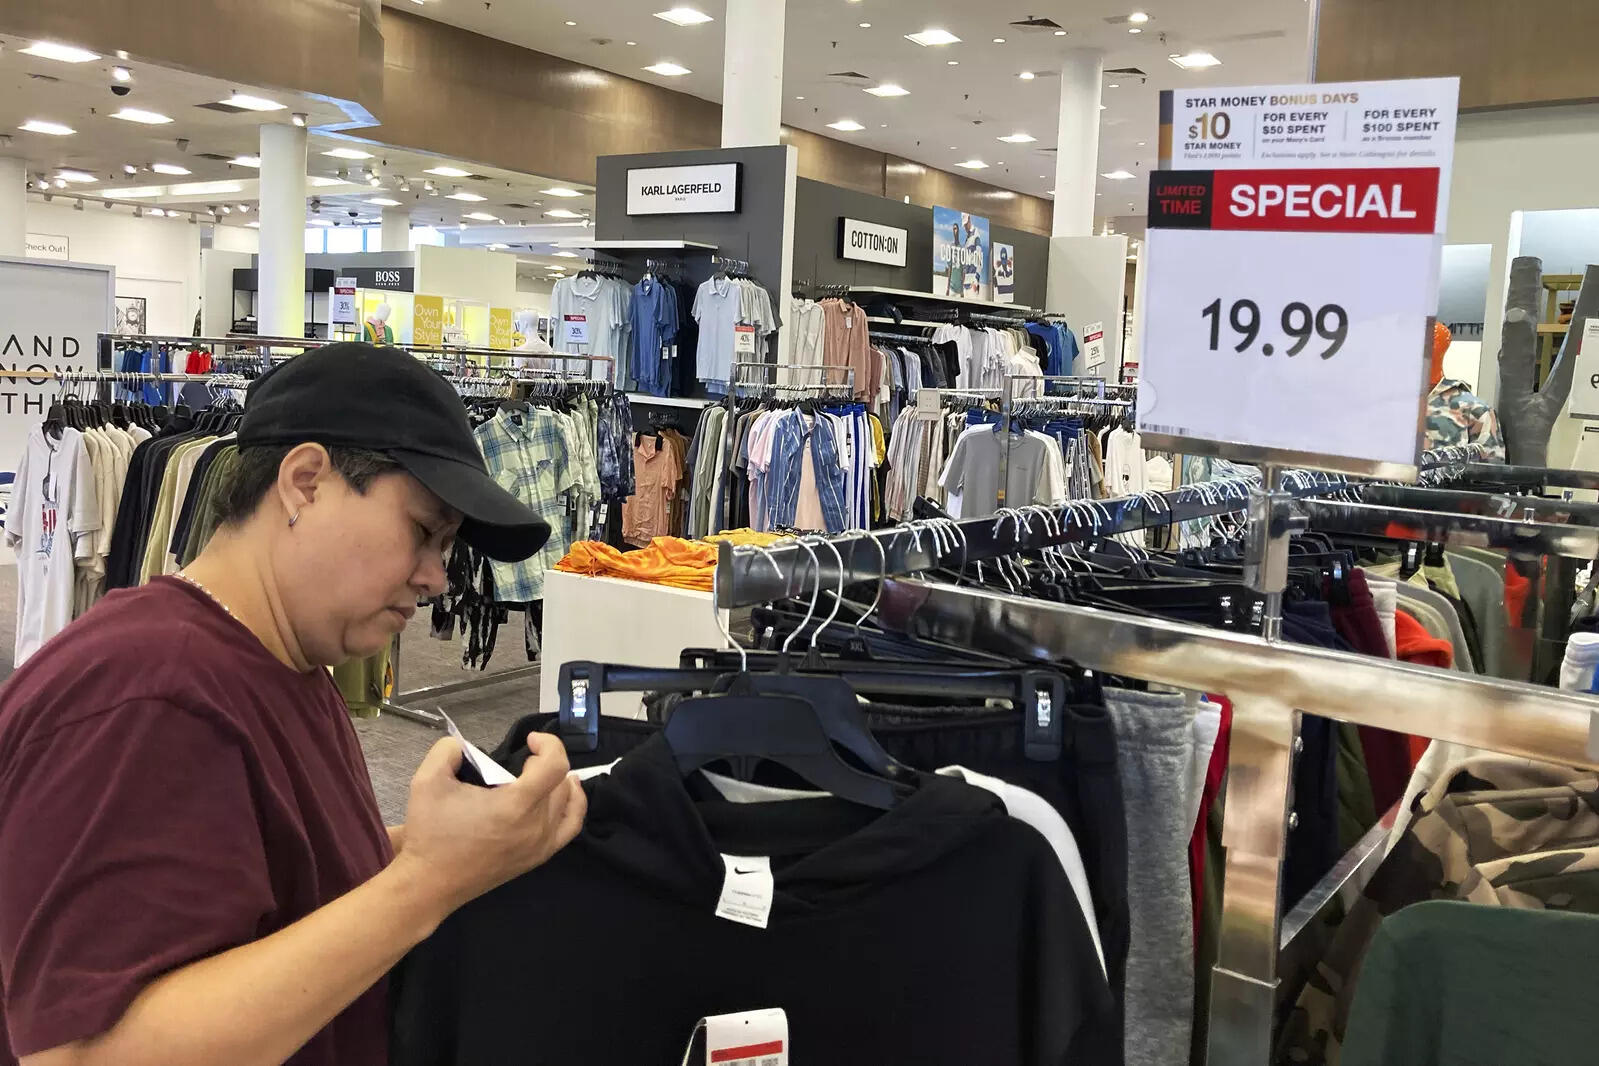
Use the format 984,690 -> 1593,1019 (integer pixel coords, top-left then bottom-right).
331,277 -> 358,325
1138,76 -> 1459,476
734,324 -> 757,355
1082,322 -> 1106,372
562,314 -> 590,347
1570,319 -> 1599,421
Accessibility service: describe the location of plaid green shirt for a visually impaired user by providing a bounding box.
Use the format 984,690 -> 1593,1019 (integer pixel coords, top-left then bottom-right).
473,408 -> 574,602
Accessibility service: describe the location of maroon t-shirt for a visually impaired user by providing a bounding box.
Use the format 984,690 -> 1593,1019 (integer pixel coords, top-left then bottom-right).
0,577 -> 393,1063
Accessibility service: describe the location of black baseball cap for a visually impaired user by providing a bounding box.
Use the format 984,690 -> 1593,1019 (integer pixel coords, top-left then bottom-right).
237,342 -> 550,562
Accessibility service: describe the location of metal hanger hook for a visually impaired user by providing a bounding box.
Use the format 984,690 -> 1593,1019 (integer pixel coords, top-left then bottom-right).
804,535 -> 848,650
780,537 -> 823,657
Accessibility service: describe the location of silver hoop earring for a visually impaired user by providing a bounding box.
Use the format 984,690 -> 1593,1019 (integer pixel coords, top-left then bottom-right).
288,511 -> 301,528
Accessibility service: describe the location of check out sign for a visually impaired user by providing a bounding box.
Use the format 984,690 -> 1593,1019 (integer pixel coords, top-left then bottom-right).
1137,76 -> 1459,477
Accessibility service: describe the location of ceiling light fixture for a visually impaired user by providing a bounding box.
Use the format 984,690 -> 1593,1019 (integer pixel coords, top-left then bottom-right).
488,243 -> 509,250
220,93 -> 286,111
1136,141 -> 1146,146
1101,169 -> 1136,179
795,95 -> 805,100
541,187 -> 583,197
237,204 -> 249,212
123,164 -> 138,175
112,65 -> 132,83
230,155 -> 261,167
1109,83 -> 1120,89
369,175 -> 382,186
1128,11 -> 1150,22
111,107 -> 173,124
1018,70 -> 1035,81
826,118 -> 865,131
220,205 -> 232,214
1128,27 -> 1142,34
565,20 -> 577,26
151,162 -> 191,175
998,132 -> 1035,143
53,178 -> 66,189
19,41 -> 99,63
644,61 -> 692,76
367,197 -> 402,206
463,211 -> 499,221
864,83 -> 908,97
148,208 -> 165,217
323,147 -> 374,160
307,176 -> 348,187
653,6 -> 714,25
425,165 -> 471,177
858,22 -> 872,28
906,28 -> 960,46
167,180 -> 242,195
56,170 -> 96,183
18,119 -> 74,136
1053,29 -> 1067,36
627,41 -> 637,46
310,218 -> 334,226
1169,51 -> 1221,69
246,220 -> 261,227
291,112 -> 307,127
553,251 -> 579,258
446,191 -> 487,202
947,60 -> 959,65
545,208 -> 584,219
993,37 -> 1006,43
955,159 -> 989,169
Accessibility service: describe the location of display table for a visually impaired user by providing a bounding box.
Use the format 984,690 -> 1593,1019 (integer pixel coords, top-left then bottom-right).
539,570 -> 730,720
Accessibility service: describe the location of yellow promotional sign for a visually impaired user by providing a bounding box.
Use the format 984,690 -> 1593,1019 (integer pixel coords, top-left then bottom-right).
412,294 -> 444,346
489,307 -> 514,350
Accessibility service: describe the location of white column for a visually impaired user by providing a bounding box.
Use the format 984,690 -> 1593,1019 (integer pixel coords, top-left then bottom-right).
257,122 -> 307,340
380,206 -> 411,252
0,156 -> 28,258
721,0 -> 786,148
1051,49 -> 1104,238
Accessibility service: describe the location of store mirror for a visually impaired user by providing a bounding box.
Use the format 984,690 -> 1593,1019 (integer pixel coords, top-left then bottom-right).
1437,244 -> 1491,389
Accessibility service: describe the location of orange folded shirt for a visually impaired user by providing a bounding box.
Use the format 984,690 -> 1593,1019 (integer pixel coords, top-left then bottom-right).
1395,607 -> 1453,764
555,537 -> 719,591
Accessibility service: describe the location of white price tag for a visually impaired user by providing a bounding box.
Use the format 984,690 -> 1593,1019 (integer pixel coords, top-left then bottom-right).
734,324 -> 757,356
1138,75 -> 1459,475
1082,321 -> 1106,372
679,1009 -> 788,1066
439,710 -> 516,786
331,277 -> 358,325
562,314 -> 590,346
714,854 -> 774,929
1569,320 -> 1599,420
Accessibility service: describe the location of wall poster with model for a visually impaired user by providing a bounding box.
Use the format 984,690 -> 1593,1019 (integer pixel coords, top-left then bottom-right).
932,206 -> 990,299
993,243 -> 1016,303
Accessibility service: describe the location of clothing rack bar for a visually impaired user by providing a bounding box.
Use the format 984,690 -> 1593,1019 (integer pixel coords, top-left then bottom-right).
101,332 -> 329,349
1297,497 -> 1599,560
1359,483 -> 1599,526
1448,462 -> 1599,491
713,471 -> 1346,608
866,329 -> 932,344
0,368 -> 244,383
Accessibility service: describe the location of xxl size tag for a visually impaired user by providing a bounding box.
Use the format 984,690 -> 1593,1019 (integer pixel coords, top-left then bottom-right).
679,1009 -> 789,1066
715,854 -> 774,929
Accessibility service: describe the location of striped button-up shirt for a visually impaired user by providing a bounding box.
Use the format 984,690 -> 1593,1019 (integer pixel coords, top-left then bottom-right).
766,410 -> 848,533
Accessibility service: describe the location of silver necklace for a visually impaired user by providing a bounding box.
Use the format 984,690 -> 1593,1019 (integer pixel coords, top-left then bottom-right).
173,570 -> 240,623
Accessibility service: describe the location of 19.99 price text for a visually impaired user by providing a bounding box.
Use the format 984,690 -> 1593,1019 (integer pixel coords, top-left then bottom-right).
1200,298 -> 1348,359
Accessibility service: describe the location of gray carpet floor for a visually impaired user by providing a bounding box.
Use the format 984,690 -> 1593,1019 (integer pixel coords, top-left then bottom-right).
0,565 -> 539,826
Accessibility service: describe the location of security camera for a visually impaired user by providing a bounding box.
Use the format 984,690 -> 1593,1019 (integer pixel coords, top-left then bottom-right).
348,208 -> 359,219
110,84 -> 131,97
310,198 -> 322,213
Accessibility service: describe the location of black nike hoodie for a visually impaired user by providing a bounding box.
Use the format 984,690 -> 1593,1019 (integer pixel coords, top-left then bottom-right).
390,734 -> 1112,1065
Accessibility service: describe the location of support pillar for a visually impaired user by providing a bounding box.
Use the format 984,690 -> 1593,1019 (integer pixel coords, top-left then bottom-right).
0,157 -> 28,258
258,122 -> 307,340
380,206 -> 411,253
1051,49 -> 1104,238
721,0 -> 786,147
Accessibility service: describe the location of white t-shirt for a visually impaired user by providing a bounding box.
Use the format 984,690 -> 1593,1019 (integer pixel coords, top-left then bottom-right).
6,426 -> 100,665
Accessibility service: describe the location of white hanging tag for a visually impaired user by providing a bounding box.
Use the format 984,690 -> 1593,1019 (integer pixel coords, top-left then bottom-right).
678,1008 -> 789,1066
714,854 -> 774,929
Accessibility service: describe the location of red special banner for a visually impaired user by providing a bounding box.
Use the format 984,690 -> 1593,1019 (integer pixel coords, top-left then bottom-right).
1148,167 -> 1440,235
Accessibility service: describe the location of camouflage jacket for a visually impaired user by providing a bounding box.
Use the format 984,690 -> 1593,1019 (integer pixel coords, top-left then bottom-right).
1424,378 -> 1507,462
1276,757 -> 1599,1065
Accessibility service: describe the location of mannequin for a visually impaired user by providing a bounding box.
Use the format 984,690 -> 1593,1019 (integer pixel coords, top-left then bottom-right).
1424,321 -> 1505,461
363,302 -> 395,345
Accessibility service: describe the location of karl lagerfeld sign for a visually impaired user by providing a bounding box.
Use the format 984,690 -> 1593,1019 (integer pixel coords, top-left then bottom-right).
626,162 -> 742,215
838,217 -> 909,267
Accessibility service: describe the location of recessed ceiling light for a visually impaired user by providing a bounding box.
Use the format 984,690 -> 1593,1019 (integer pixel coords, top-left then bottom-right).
18,119 -> 74,136
627,41 -> 637,46
19,41 -> 99,63
230,155 -> 261,167
1128,27 -> 1142,34
546,208 -> 585,218
111,107 -> 173,125
1099,104 -> 1107,110
1136,141 -> 1146,146
1128,11 -> 1150,22
1102,169 -> 1136,180
1169,51 -> 1222,69
654,6 -> 714,25
1039,174 -> 1047,179
864,83 -> 908,97
246,220 -> 261,228
949,145 -> 958,150
565,20 -> 577,26
488,243 -> 509,250
795,95 -> 805,100
998,132 -> 1036,143
237,204 -> 250,212
123,164 -> 138,174
1108,83 -> 1120,89
947,60 -> 959,65
425,166 -> 472,177
366,197 -> 403,206
1018,71 -> 1036,81
552,250 -> 580,258
447,191 -> 488,201
858,21 -> 872,28
112,66 -> 132,83
148,208 -> 166,217
644,61 -> 693,76
1054,29 -> 1067,36
955,159 -> 989,169
542,187 -> 584,197
57,170 -> 96,183
463,211 -> 499,221
324,147 -> 374,160
151,163 -> 191,175
221,93 -> 286,111
310,218 -> 334,226
307,175 -> 349,187
827,119 -> 865,131
168,181 -> 242,196
905,28 -> 961,46
993,37 -> 1006,43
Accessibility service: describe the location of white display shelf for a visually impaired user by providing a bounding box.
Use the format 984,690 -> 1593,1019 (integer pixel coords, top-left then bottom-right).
553,239 -> 719,251
626,392 -> 715,409
848,285 -> 1037,314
